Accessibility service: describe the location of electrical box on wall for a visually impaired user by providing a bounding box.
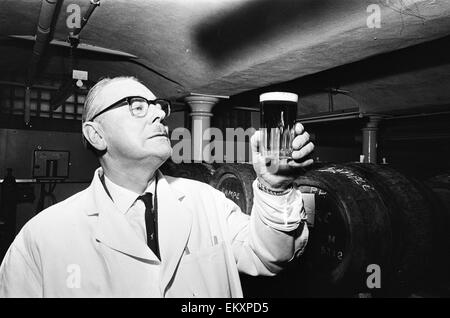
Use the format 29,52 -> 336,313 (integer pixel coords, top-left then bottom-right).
32,150 -> 70,179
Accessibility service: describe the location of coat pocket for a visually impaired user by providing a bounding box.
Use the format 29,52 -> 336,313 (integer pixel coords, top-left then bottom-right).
179,242 -> 234,297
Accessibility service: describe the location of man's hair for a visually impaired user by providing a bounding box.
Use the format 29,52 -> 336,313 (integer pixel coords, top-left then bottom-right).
81,76 -> 141,154
82,76 -> 141,124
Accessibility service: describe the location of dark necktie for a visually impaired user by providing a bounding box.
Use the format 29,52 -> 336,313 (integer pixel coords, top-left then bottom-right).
139,193 -> 160,259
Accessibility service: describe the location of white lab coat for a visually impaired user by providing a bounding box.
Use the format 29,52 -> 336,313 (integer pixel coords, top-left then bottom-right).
0,168 -> 308,297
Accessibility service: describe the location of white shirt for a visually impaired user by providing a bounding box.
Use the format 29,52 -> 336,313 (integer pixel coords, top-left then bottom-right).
103,175 -> 156,245
102,174 -> 306,245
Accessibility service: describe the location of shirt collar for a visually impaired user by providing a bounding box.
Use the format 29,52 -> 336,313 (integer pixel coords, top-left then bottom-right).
103,174 -> 156,214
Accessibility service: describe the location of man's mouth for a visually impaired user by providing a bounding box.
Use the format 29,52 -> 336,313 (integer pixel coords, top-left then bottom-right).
148,125 -> 169,139
148,131 -> 169,139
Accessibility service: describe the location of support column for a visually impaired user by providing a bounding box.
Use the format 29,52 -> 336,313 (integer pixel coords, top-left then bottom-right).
362,116 -> 382,163
185,96 -> 219,163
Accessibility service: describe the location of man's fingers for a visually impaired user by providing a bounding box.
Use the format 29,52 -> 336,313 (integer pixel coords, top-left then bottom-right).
292,132 -> 310,150
294,122 -> 304,135
250,130 -> 261,154
291,142 -> 315,160
288,158 -> 314,168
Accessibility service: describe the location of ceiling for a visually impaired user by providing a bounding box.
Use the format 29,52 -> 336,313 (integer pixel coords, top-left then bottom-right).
1,0 -> 450,114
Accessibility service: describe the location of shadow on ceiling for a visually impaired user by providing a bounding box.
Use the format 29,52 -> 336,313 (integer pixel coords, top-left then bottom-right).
194,0 -> 334,65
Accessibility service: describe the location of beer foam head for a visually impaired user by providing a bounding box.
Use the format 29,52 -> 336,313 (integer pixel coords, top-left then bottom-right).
259,92 -> 298,103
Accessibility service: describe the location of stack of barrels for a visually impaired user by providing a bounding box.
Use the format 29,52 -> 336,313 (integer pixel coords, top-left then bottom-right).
160,159 -> 450,297
293,163 -> 450,297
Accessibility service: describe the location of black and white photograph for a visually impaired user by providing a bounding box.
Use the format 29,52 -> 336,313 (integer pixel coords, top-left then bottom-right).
0,0 -> 449,301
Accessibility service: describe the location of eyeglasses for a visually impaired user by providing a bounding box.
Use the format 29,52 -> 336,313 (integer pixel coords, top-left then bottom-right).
89,96 -> 171,121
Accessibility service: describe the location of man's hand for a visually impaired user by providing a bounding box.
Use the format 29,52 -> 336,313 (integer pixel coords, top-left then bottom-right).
251,123 -> 314,191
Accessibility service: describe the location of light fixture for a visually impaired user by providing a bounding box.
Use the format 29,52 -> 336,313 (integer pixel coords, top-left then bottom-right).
72,69 -> 88,88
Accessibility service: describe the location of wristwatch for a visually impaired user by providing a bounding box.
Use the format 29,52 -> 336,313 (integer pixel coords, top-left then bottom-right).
257,179 -> 293,196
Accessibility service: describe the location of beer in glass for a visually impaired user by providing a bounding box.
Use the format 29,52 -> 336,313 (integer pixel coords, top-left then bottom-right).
259,92 -> 298,161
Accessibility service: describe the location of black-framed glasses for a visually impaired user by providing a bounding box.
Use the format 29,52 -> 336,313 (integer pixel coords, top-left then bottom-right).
89,96 -> 171,121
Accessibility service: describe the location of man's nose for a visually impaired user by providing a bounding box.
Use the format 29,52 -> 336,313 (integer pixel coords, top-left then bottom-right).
148,105 -> 167,124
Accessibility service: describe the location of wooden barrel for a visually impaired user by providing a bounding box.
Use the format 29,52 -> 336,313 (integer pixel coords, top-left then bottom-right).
209,163 -> 256,215
159,160 -> 215,184
343,163 -> 438,293
293,164 -> 393,296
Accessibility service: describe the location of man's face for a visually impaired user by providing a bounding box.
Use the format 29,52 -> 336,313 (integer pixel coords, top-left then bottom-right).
94,79 -> 172,164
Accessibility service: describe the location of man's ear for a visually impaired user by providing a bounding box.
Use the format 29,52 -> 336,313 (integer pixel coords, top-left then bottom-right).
82,122 -> 107,152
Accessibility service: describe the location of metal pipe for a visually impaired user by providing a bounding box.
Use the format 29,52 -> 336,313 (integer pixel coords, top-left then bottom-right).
72,0 -> 101,36
385,110 -> 450,120
298,113 -> 362,124
232,106 -> 260,112
0,80 -> 59,90
50,80 -> 76,110
27,0 -> 61,86
297,109 -> 363,123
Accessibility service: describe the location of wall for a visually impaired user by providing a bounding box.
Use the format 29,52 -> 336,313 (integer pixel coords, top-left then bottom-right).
0,129 -> 98,179
0,128 -> 99,234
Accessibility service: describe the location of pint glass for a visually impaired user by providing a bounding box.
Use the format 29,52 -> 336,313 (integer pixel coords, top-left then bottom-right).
259,92 -> 298,160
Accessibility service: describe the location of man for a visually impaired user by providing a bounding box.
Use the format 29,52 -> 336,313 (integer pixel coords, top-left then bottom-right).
0,76 -> 314,297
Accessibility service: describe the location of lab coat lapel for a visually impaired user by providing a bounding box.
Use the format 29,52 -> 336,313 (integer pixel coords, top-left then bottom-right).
86,169 -> 158,263
156,171 -> 192,295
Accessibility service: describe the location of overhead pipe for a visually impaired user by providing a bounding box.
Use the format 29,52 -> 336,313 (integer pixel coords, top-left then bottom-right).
27,0 -> 61,87
71,0 -> 101,37
51,0 -> 101,110
24,0 -> 61,125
